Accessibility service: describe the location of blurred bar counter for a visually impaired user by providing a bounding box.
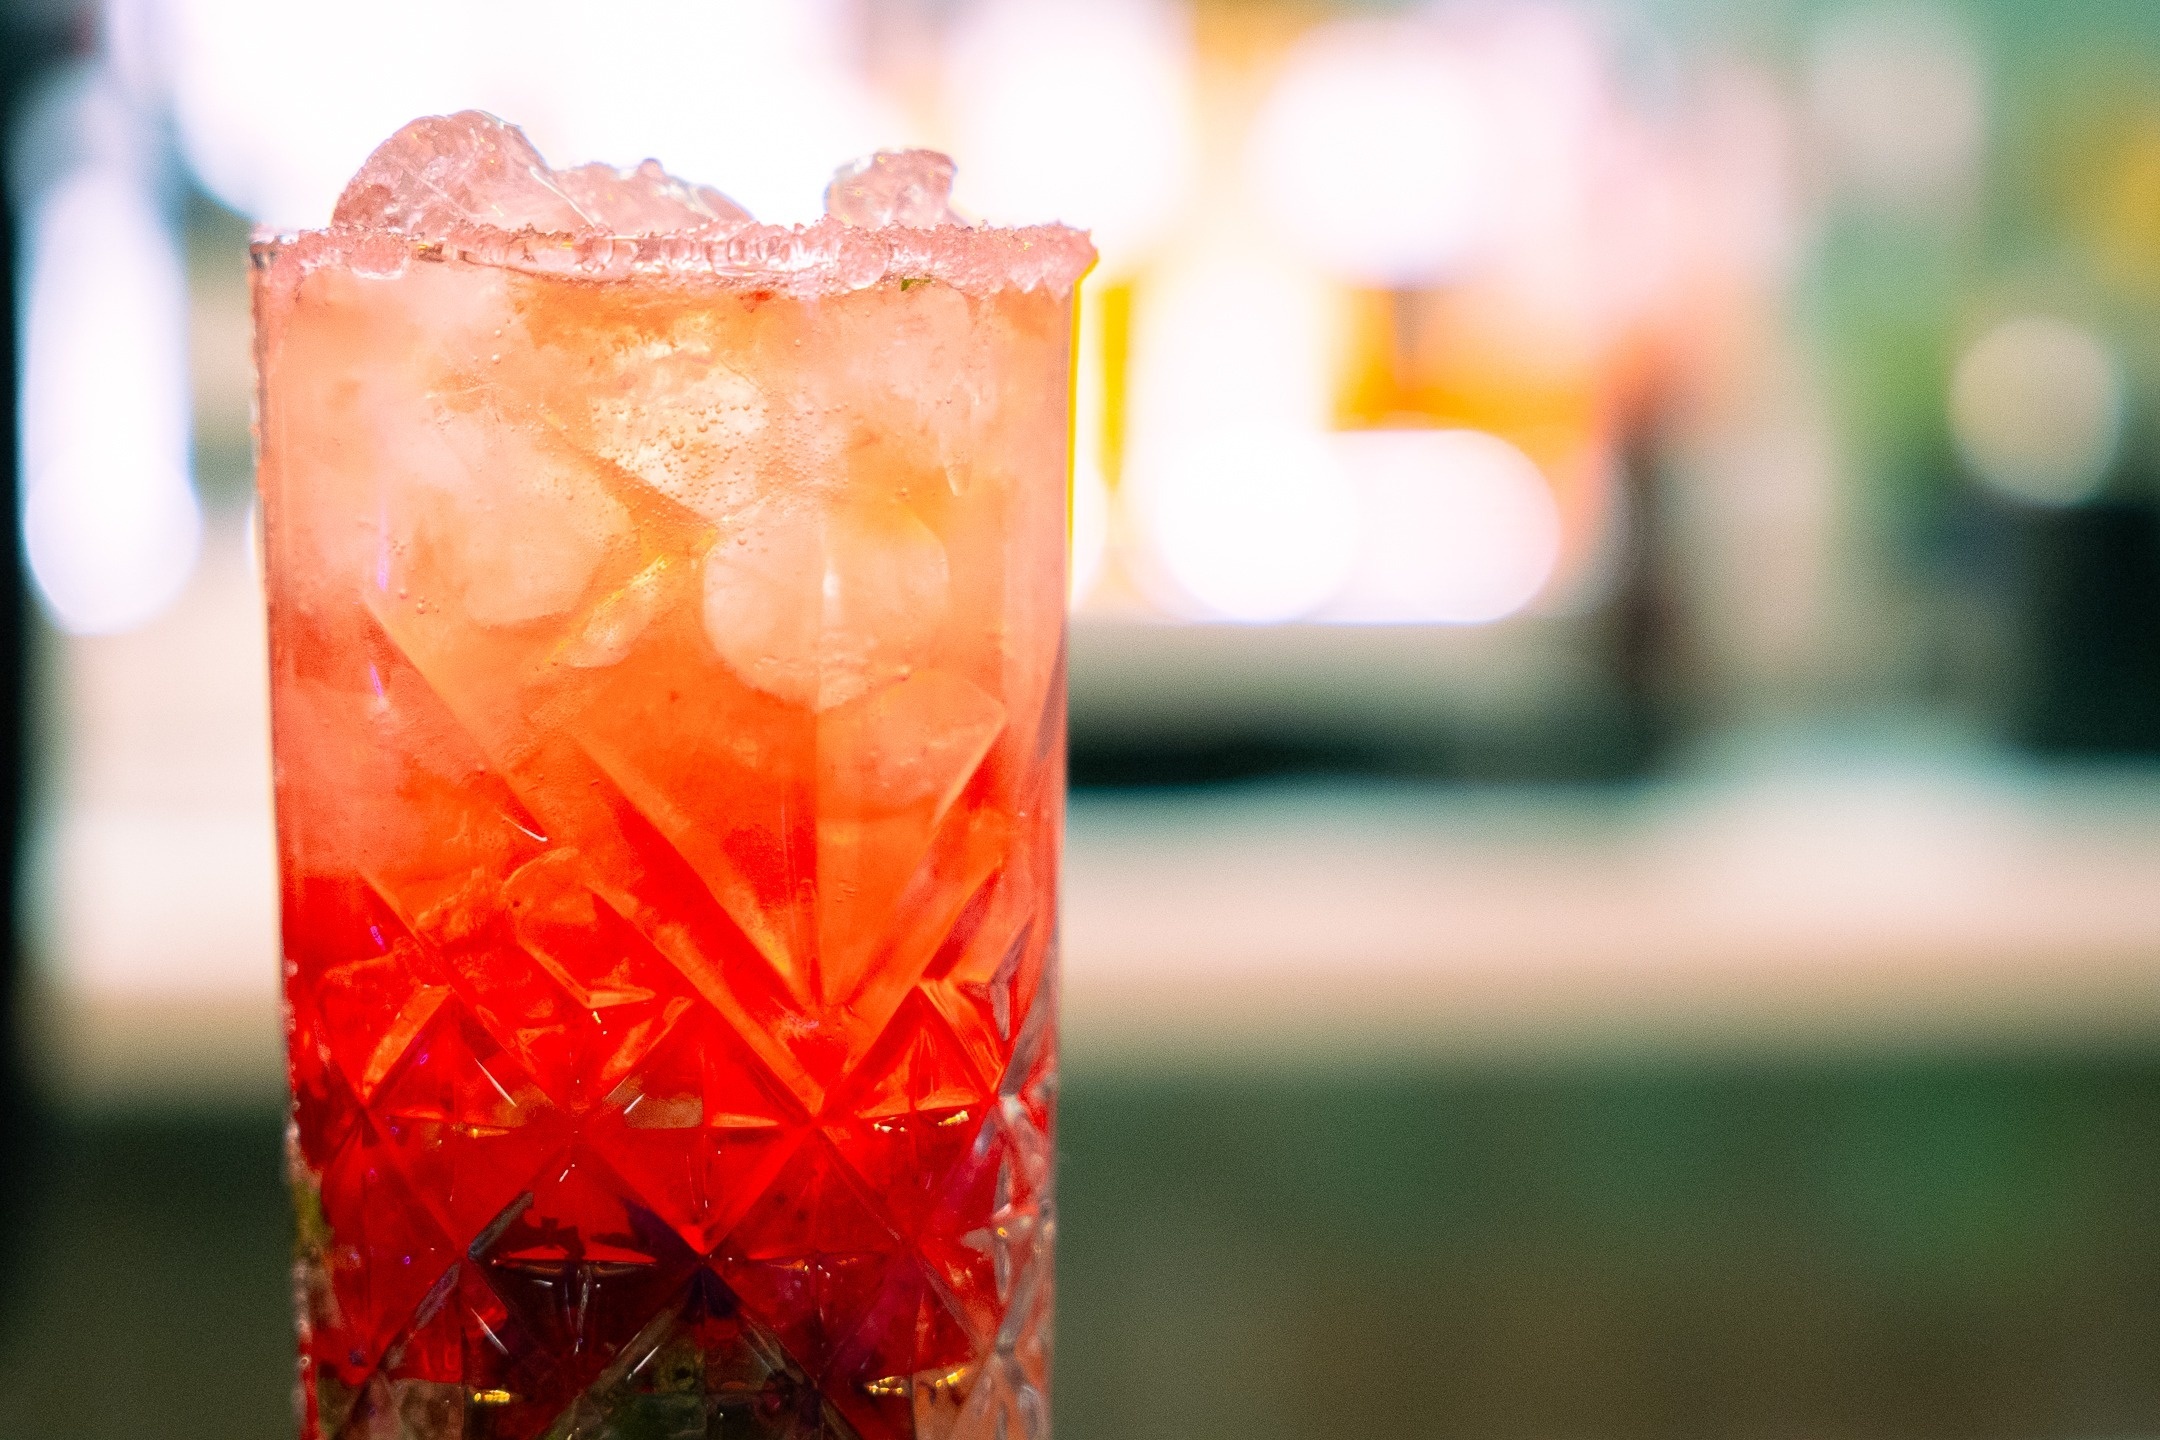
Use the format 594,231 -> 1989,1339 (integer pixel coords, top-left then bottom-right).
1062,752 -> 2160,1065
28,725 -> 2160,1102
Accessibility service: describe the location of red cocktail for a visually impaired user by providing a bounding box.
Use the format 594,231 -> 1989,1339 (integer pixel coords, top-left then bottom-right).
252,113 -> 1089,1439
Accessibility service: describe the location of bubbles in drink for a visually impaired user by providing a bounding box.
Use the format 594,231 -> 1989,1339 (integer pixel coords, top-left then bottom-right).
587,342 -> 769,523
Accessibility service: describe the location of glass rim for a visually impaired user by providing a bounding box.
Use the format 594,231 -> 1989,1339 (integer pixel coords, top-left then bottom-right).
249,216 -> 1097,300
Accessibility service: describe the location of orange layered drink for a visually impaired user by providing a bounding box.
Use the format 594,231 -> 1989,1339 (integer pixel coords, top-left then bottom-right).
252,113 -> 1089,1440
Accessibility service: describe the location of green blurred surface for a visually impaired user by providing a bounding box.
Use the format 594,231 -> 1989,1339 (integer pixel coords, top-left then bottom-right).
8,1053 -> 2160,1438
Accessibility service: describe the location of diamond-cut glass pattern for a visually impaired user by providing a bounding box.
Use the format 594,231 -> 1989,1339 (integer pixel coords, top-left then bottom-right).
284,657 -> 1060,1437
290,860 -> 1058,1440
259,138 -> 1071,1440
280,644 -> 1061,1439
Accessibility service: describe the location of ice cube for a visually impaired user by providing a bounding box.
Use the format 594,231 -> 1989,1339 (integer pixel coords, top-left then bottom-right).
702,495 -> 949,711
386,408 -> 633,628
588,343 -> 768,523
332,111 -> 591,238
819,670 -> 1007,817
552,159 -> 752,235
825,150 -> 963,229
456,465 -> 631,630
555,555 -> 680,669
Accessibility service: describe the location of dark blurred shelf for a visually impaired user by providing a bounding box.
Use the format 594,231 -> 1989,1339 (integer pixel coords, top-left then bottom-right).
1068,614 -> 1652,785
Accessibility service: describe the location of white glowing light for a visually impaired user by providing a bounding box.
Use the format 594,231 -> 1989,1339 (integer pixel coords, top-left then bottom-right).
1123,252 -> 1335,442
157,0 -> 897,228
161,0 -> 479,227
514,0 -> 900,225
1330,429 -> 1561,624
1950,316 -> 2122,507
945,0 -> 1194,275
1069,457 -> 1110,610
1069,281 -> 1113,610
20,168 -> 202,635
1117,248 -> 1344,622
1130,428 -> 1358,623
1245,19 -> 1494,286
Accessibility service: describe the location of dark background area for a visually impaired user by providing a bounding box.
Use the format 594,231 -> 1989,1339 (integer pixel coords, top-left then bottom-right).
0,0 -> 55,1345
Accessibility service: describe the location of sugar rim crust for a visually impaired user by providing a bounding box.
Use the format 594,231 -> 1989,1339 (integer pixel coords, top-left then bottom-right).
250,214 -> 1096,299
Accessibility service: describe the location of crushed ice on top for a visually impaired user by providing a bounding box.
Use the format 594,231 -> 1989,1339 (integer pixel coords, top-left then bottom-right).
302,110 -> 1095,298
823,151 -> 961,229
331,110 -> 962,240
326,112 -> 1076,737
331,113 -> 592,236
554,159 -> 752,234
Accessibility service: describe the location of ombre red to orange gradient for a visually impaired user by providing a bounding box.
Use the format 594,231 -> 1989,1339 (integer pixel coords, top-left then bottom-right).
253,114 -> 1086,1440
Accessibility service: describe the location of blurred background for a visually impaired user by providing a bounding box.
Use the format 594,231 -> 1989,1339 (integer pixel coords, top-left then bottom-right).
6,0 -> 2160,1435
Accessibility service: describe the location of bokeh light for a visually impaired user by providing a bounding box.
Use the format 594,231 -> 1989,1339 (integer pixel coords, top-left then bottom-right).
1069,457 -> 1110,610
154,0 -> 893,227
1805,1 -> 1985,215
944,0 -> 1194,275
1950,314 -> 2123,506
158,0 -> 477,227
1332,429 -> 1563,625
1245,17 -> 1493,286
17,77 -> 200,636
1130,426 -> 1358,623
509,0 -> 895,225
